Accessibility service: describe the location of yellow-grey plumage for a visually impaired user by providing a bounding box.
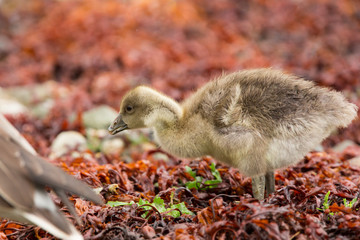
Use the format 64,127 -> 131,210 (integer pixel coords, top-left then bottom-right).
109,69 -> 357,200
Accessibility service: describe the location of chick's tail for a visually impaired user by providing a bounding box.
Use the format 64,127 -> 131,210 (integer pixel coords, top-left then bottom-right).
326,91 -> 358,128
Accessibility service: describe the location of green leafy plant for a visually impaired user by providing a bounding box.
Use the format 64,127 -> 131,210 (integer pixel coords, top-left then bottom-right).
317,191 -> 358,216
107,195 -> 194,218
323,191 -> 331,210
343,197 -> 357,208
317,191 -> 334,215
107,201 -> 135,207
184,163 -> 222,190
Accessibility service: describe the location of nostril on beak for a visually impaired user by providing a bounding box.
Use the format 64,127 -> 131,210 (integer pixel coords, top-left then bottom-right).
109,120 -> 118,130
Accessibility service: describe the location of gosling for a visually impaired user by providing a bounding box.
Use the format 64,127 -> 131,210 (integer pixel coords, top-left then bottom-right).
0,114 -> 103,240
108,69 -> 357,200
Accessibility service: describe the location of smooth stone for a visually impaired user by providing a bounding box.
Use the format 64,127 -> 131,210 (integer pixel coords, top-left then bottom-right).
312,144 -> 324,152
333,140 -> 357,153
4,86 -> 33,105
0,98 -> 28,115
50,131 -> 87,157
0,88 -> 28,115
31,99 -> 54,119
141,142 -> 157,152
82,105 -> 118,129
349,156 -> 360,167
151,152 -> 170,162
6,81 -> 66,106
101,137 -> 125,155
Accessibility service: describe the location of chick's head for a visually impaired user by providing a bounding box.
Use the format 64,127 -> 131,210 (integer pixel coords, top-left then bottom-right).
108,86 -> 162,134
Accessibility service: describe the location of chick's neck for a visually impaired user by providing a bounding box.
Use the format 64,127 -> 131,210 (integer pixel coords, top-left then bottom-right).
144,99 -> 183,130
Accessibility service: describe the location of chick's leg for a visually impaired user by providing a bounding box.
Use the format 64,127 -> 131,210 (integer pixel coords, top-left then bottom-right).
265,171 -> 275,197
251,175 -> 265,200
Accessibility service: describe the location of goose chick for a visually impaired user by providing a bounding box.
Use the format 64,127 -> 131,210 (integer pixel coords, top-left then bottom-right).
0,114 -> 103,240
109,69 -> 358,200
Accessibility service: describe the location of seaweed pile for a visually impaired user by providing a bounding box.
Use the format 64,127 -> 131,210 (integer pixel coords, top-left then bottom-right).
0,0 -> 360,239
1,125 -> 360,239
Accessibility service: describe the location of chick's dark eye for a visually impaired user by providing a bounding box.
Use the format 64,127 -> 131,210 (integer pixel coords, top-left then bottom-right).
125,106 -> 134,113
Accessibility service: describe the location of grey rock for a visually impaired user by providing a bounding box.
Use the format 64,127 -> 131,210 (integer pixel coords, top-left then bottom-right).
0,98 -> 28,115
0,88 -> 28,115
151,152 -> 170,162
50,131 -> 87,158
31,99 -> 54,119
5,85 -> 35,106
6,81 -> 60,106
349,156 -> 360,167
101,137 -> 125,155
332,140 -> 357,153
312,144 -> 324,152
83,105 -> 118,129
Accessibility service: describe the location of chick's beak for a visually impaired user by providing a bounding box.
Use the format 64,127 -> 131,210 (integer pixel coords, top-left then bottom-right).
108,114 -> 128,135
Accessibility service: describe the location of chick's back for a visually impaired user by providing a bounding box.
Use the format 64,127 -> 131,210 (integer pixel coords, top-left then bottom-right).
182,69 -> 357,138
